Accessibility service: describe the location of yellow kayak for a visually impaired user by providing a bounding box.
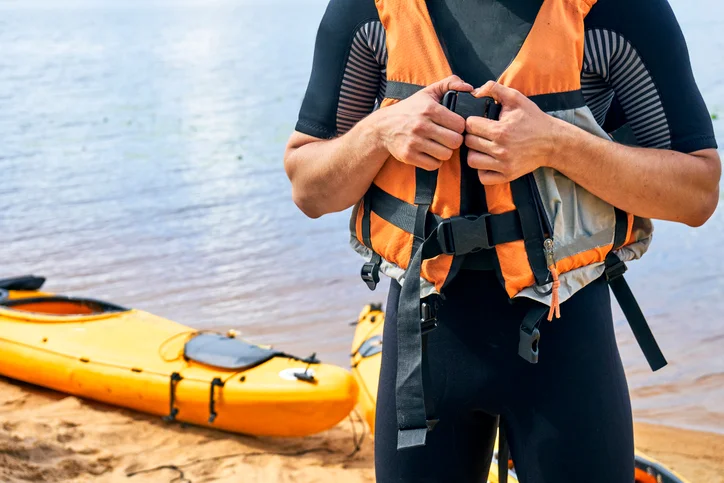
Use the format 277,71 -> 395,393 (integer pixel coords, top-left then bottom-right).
350,304 -> 690,483
0,275 -> 357,437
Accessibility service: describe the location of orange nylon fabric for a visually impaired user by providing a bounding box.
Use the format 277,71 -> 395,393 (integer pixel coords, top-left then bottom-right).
489,0 -> 596,297
359,0 -> 624,299
356,0 -> 459,289
556,243 -> 613,276
498,0 -> 596,96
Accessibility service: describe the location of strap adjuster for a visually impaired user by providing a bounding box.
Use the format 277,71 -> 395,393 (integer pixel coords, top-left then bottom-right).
604,255 -> 628,281
361,260 -> 380,291
518,325 -> 540,364
420,300 -> 439,334
435,214 -> 492,255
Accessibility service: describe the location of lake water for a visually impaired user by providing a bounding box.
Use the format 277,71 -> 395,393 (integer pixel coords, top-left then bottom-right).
1,0 -> 722,435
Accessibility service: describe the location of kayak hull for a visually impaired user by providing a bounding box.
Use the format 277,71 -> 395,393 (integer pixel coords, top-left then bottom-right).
350,304 -> 384,433
0,290 -> 357,437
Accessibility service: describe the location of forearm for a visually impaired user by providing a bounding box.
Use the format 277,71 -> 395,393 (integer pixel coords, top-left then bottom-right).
284,112 -> 388,218
549,120 -> 721,227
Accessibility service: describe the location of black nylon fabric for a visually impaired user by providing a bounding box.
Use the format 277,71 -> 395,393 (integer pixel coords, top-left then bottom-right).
184,334 -> 281,370
395,168 -> 437,450
376,271 -> 636,482
384,81 -> 586,113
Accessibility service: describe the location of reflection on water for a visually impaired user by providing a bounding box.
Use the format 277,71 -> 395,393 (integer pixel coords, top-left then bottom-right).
0,0 -> 722,434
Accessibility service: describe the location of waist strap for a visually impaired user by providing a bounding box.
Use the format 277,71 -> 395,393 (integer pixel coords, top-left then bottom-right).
367,183 -> 524,257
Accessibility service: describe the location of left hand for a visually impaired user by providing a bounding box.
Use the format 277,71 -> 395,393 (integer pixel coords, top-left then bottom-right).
465,81 -> 563,185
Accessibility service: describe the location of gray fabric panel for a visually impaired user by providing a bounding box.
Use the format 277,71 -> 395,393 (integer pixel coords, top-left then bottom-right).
350,235 -> 439,298
385,81 -> 425,100
517,106 -> 653,307
184,333 -> 280,370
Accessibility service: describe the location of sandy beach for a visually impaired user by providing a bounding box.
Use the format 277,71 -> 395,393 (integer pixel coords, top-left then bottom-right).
1,376 -> 722,483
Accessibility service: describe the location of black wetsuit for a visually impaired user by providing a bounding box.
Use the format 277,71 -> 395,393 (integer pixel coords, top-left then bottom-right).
295,1 -> 717,481
378,272 -> 632,482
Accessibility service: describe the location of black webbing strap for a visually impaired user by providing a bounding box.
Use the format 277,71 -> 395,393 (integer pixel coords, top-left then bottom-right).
385,81 -> 425,100
613,208 -> 629,250
498,420 -> 509,483
360,191 -> 382,290
511,175 -> 551,286
386,81 -> 586,113
362,191 -> 374,248
396,168 -> 438,450
367,184 -> 524,252
605,252 -> 667,371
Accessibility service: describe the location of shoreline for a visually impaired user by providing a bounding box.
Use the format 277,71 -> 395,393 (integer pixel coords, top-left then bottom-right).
1,376 -> 722,482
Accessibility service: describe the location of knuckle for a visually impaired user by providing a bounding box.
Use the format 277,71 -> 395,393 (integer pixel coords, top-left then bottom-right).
495,124 -> 509,142
467,151 -> 481,168
410,119 -> 426,135
451,133 -> 464,149
400,144 -> 414,160
465,117 -> 476,133
494,145 -> 508,160
421,102 -> 436,117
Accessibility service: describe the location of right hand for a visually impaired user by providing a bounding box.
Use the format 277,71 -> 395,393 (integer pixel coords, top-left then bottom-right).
375,75 -> 472,171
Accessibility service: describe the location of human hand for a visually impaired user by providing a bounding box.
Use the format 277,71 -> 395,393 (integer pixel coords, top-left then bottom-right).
376,75 -> 473,171
465,81 -> 564,185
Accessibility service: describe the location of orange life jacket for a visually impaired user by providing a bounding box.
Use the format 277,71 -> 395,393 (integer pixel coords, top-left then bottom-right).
349,0 -> 665,450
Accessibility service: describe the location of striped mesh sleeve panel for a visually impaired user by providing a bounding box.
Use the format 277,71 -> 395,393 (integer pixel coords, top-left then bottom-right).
582,28 -> 671,149
336,21 -> 388,134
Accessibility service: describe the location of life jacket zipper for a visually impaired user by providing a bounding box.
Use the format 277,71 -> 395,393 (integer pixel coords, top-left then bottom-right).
544,238 -> 561,320
527,173 -> 553,238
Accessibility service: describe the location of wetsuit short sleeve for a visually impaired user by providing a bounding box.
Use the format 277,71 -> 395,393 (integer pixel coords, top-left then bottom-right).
295,0 -> 385,139
584,0 -> 718,153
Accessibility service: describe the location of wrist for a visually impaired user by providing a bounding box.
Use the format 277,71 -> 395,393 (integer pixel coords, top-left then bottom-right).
544,117 -> 578,170
357,109 -> 390,157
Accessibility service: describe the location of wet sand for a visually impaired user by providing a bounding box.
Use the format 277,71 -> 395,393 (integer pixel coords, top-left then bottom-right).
1,377 -> 722,483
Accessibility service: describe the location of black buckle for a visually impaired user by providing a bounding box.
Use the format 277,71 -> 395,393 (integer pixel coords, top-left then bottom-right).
361,261 -> 380,291
441,91 -> 501,121
605,258 -> 628,282
518,326 -> 540,364
435,214 -> 492,255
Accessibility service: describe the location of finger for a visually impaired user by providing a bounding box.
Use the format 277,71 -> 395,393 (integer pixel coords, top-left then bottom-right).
401,151 -> 443,171
464,134 -> 496,156
424,121 -> 464,150
478,169 -> 510,185
465,115 -> 500,140
467,150 -> 504,172
423,75 -> 474,101
472,81 -> 522,106
426,102 -> 466,134
417,138 -> 454,161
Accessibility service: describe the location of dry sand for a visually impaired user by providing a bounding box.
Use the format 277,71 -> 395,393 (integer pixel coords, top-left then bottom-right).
1,376 -> 722,483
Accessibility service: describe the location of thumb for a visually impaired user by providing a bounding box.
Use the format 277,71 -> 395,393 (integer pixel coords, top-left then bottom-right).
423,75 -> 474,101
473,81 -> 521,106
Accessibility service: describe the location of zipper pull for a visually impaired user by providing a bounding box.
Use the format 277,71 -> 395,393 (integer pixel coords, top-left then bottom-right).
544,238 -> 561,321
